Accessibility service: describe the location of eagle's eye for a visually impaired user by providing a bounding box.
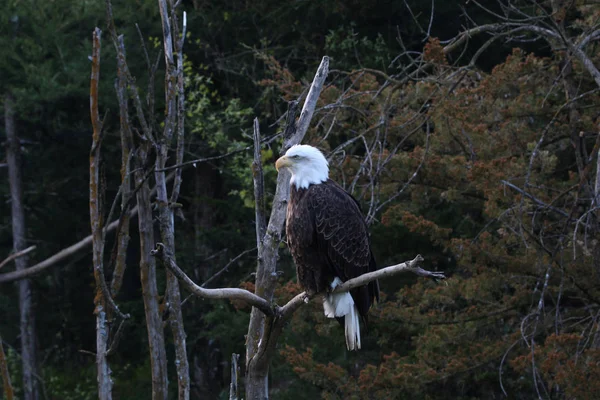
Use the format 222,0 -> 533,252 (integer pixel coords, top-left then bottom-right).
291,155 -> 301,159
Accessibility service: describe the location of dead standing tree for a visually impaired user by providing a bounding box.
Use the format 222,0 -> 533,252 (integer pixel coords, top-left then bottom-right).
154,1 -> 190,398
89,26 -> 133,400
151,56 -> 445,399
6,2 -> 189,397
101,12 -> 169,394
87,0 -> 189,398
89,27 -> 112,400
5,92 -> 38,399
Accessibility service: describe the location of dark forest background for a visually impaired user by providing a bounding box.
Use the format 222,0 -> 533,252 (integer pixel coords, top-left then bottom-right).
1,0 -> 600,399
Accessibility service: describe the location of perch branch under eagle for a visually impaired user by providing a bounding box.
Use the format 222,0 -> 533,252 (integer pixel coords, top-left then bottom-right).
153,146 -> 445,351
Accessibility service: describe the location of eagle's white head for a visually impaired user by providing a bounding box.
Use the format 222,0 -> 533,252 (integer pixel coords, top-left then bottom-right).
275,145 -> 329,189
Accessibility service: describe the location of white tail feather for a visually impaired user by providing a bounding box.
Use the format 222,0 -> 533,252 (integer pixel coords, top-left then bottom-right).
323,291 -> 353,318
322,278 -> 362,350
344,304 -> 361,351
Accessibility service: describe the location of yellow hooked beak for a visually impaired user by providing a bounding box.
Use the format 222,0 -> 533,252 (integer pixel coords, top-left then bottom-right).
275,155 -> 293,171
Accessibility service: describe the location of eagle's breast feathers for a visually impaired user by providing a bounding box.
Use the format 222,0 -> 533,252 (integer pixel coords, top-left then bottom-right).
277,145 -> 379,350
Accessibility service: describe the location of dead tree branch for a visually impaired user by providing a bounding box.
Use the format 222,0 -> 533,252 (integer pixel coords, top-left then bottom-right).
151,243 -> 273,316
0,173 -> 173,284
333,254 -> 440,292
501,180 -> 570,218
170,10 -> 187,205
153,243 -> 441,318
283,57 -> 329,149
0,232 -> 100,283
252,118 -> 266,244
155,224 -> 442,400
278,255 -> 440,319
89,28 -> 129,322
0,246 -> 36,271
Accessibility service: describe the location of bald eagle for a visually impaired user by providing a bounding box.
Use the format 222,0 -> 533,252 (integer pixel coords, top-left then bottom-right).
276,145 -> 379,350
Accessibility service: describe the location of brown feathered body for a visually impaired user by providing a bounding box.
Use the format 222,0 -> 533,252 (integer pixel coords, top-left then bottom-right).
286,179 -> 379,326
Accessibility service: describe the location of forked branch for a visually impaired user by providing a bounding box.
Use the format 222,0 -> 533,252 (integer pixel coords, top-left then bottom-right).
332,254 -> 441,292
152,242 -> 443,322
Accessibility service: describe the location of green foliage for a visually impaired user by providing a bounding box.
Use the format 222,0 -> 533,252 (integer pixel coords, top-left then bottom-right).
325,24 -> 391,70
3,347 -> 22,399
0,347 -> 97,400
111,361 -> 154,399
198,302 -> 250,359
45,366 -> 96,400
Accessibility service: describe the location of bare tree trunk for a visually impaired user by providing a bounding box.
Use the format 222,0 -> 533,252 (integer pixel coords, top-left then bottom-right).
111,34 -> 133,298
89,28 -> 113,400
105,2 -> 170,396
156,2 -> 189,399
244,56 -> 329,400
5,93 -> 38,400
245,118 -> 274,400
94,307 -> 111,399
135,148 -> 169,400
155,145 -> 189,400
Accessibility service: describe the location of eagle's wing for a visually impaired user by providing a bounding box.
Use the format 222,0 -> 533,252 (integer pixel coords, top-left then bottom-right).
309,180 -> 379,317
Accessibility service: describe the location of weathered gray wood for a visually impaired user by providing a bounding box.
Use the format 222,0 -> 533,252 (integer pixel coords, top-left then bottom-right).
245,56 -> 329,400
135,146 -> 169,400
106,3 -> 170,397
6,90 -> 38,400
0,174 -> 175,284
4,93 -> 39,400
155,3 -> 190,398
110,34 -> 133,297
89,28 -> 113,400
229,353 -> 240,400
0,246 -> 36,271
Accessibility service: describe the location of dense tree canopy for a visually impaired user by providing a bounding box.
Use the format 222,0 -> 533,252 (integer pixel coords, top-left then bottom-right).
1,0 -> 600,399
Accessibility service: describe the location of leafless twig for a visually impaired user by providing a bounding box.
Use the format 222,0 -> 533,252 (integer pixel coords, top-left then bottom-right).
252,118 -> 266,244
501,180 -> 570,218
0,246 -> 36,270
201,248 -> 257,289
